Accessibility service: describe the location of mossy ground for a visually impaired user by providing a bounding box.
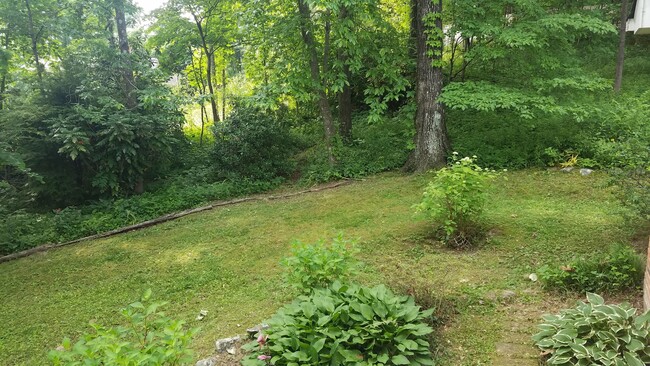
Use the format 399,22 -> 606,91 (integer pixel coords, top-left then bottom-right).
0,170 -> 645,365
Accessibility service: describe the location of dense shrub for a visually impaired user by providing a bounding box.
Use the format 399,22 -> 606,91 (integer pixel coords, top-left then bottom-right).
447,109 -> 588,169
281,236 -> 359,294
242,281 -> 434,366
537,244 -> 644,293
212,102 -> 299,181
414,155 -> 499,248
589,95 -> 650,220
49,290 -> 197,365
302,111 -> 411,183
533,293 -> 650,366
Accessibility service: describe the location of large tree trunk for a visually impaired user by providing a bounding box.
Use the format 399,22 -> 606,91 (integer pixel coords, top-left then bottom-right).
24,0 -> 44,92
614,0 -> 629,92
297,0 -> 336,165
113,0 -> 136,109
338,7 -> 353,142
406,0 -> 449,172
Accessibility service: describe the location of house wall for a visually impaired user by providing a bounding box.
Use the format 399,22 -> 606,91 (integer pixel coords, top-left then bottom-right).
628,0 -> 650,34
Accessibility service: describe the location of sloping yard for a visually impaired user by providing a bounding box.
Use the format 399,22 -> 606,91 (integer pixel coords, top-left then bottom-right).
0,170 -> 643,365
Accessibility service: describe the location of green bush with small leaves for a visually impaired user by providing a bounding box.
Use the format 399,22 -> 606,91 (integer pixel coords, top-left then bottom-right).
414,154 -> 499,248
533,293 -> 650,366
48,290 -> 197,366
537,244 -> 644,293
281,235 -> 359,294
242,281 -> 434,366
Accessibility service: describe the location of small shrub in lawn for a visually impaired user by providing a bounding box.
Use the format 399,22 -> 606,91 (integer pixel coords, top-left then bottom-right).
281,235 -> 359,294
49,290 -> 197,366
533,292 -> 650,366
538,244 -> 644,293
414,154 -> 499,248
242,281 -> 434,366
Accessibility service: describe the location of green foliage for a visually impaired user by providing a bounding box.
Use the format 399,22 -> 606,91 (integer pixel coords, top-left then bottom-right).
414,155 -> 499,248
446,109 -> 588,169
538,244 -> 644,293
302,111 -> 412,183
0,178 -> 278,256
242,282 -> 434,366
533,293 -> 650,366
281,235 -> 359,294
49,290 -> 197,366
211,101 -> 299,181
589,94 -> 650,220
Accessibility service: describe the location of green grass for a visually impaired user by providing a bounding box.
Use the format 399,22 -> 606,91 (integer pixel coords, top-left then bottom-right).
0,170 -> 644,365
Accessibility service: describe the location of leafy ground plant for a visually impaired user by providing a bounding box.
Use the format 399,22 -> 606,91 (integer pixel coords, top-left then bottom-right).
242,281 -> 434,366
281,235 -> 359,294
537,244 -> 644,293
533,293 -> 650,366
49,290 -> 197,366
414,154 -> 499,248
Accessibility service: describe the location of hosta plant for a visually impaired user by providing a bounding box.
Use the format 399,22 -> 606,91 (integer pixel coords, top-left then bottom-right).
241,281 -> 434,366
533,293 -> 650,366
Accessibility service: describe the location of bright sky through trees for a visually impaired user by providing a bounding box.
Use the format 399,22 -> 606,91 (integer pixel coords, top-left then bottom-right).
135,0 -> 167,14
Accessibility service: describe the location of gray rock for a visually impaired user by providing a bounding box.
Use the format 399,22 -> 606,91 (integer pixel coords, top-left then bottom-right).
580,168 -> 593,176
484,290 -> 517,303
560,167 -> 574,173
196,358 -> 216,366
215,335 -> 240,353
246,323 -> 270,339
196,309 -> 208,321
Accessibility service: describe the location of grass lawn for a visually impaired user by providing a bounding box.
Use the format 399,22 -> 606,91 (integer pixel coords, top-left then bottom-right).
0,170 -> 645,365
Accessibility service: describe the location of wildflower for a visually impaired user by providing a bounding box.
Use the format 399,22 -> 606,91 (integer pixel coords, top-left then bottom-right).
452,151 -> 459,155
258,355 -> 271,361
257,333 -> 268,347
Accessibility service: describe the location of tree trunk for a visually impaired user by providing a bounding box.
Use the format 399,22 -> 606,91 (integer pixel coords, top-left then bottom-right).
24,0 -> 44,92
198,104 -> 204,145
113,0 -> 136,109
297,0 -> 336,164
614,0 -> 629,92
406,0 -> 449,172
338,63 -> 353,142
222,67 -> 226,120
338,7 -> 353,142
0,31 -> 8,110
192,14 -> 220,123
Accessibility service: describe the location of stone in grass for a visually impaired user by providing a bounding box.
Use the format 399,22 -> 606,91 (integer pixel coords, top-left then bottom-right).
560,167 -> 574,173
195,358 -> 217,366
246,323 -> 270,339
485,290 -> 517,303
580,168 -> 593,176
215,335 -> 240,353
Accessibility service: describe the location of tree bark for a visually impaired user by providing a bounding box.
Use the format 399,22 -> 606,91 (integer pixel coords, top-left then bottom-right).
113,0 -> 136,109
0,31 -> 8,110
406,0 -> 449,172
338,6 -> 353,142
192,14 -> 220,123
297,0 -> 336,165
24,0 -> 44,92
614,0 -> 629,92
222,67 -> 226,120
